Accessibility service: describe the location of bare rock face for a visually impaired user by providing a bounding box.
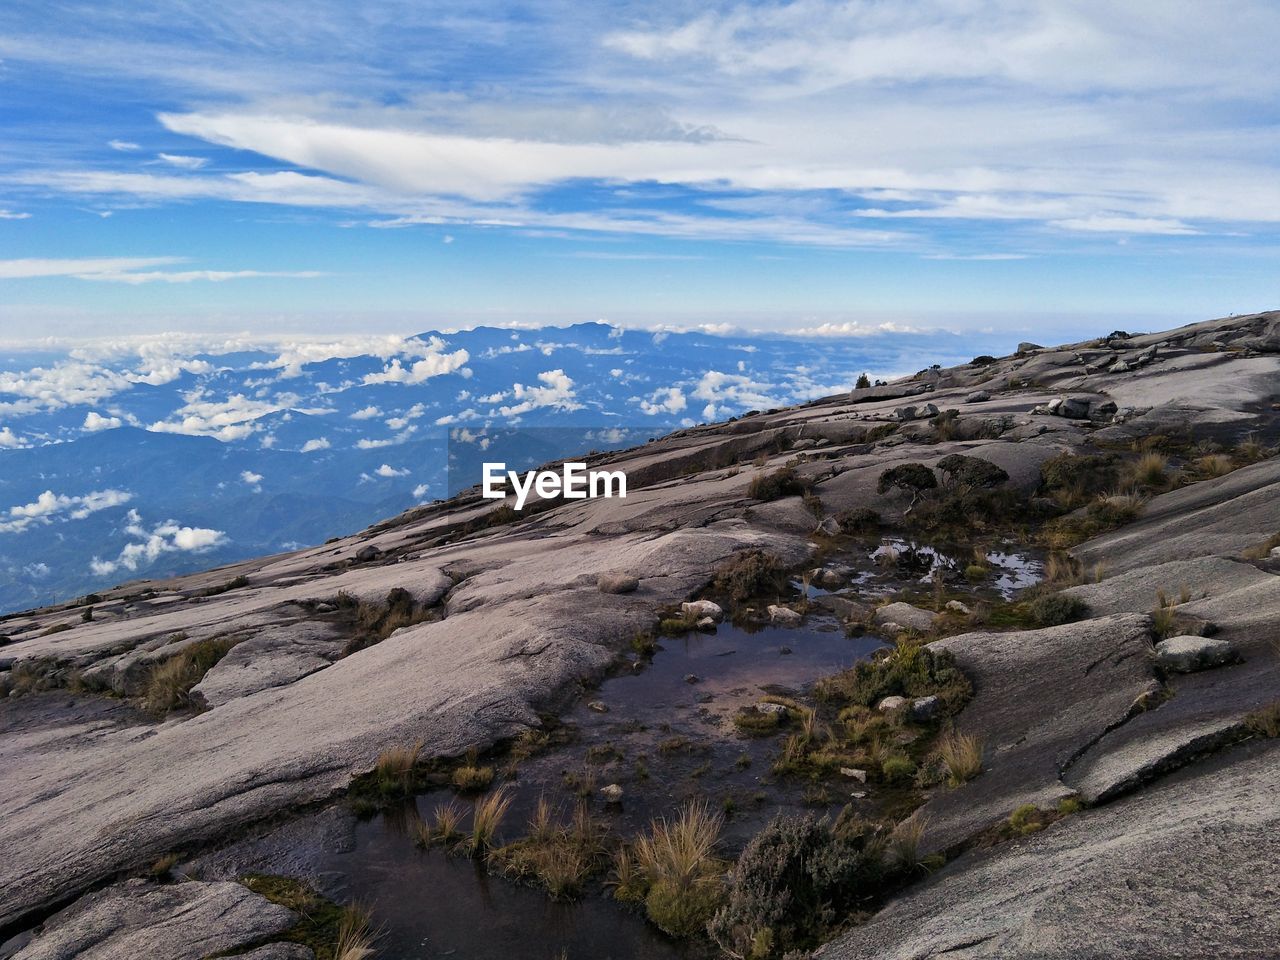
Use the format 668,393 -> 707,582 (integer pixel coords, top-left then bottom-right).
874,602 -> 936,632
12,879 -> 299,960
1154,635 -> 1237,673
816,743 -> 1280,960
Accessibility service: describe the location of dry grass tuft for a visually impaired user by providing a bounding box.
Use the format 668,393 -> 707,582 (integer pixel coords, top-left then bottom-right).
466,787 -> 513,857
935,729 -> 984,786
1195,453 -> 1235,479
142,636 -> 237,715
373,740 -> 422,796
334,903 -> 376,960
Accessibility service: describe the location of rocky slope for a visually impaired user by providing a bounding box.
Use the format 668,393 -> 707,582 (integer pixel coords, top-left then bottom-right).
1,311 -> 1278,959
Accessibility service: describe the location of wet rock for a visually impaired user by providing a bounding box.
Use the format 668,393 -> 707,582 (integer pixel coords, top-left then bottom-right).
12,878 -> 298,960
600,783 -> 623,804
682,600 -> 724,622
597,573 -> 639,594
878,696 -> 909,713
964,390 -> 991,403
841,767 -> 868,782
768,605 -> 803,626
813,516 -> 841,536
354,545 -> 381,563
683,673 -> 700,684
587,700 -> 609,713
695,616 -> 718,631
910,696 -> 941,722
875,602 -> 936,632
813,595 -> 873,623
779,646 -> 792,655
1154,635 -> 1237,673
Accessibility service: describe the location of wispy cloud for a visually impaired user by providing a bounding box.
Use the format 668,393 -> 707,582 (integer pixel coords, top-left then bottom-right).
0,256 -> 321,284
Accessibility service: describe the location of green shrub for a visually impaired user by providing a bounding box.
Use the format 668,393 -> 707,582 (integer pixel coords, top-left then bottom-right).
815,643 -> 972,715
1026,593 -> 1089,627
877,463 -> 938,508
1039,453 -> 1118,505
880,755 -> 917,784
712,549 -> 788,603
835,507 -> 880,534
748,467 -> 811,502
936,454 -> 1009,489
708,814 -> 910,959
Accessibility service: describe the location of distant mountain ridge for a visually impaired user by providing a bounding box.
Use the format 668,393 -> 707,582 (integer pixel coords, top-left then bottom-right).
0,321 -> 1005,611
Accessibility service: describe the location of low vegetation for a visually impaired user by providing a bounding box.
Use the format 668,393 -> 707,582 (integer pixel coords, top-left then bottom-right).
142,636 -> 238,716
619,802 -> 727,938
934,728 -> 984,786
335,587 -> 435,656
493,799 -> 608,900
747,466 -> 811,502
815,642 -> 972,715
712,549 -> 789,603
240,874 -> 374,960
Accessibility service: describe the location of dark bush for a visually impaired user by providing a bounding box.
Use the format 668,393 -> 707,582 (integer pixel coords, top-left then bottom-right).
877,463 -> 937,509
748,467 -> 811,502
835,507 -> 881,534
712,549 -> 789,603
1026,593 -> 1089,627
815,643 -> 972,714
1039,453 -> 1118,502
855,373 -> 871,389
970,355 -> 997,366
708,814 -> 907,958
936,454 -> 1009,489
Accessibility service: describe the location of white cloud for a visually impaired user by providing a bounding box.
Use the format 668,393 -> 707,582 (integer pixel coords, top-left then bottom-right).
412,483 -> 430,498
375,463 -> 409,477
0,210 -> 31,220
156,153 -> 208,169
0,488 -> 133,534
108,139 -> 140,151
147,393 -> 278,440
349,405 -> 382,419
90,512 -> 226,575
363,339 -> 470,384
498,369 -> 581,416
790,320 -> 923,337
385,403 -> 425,429
83,411 -> 123,431
1051,215 -> 1200,235
639,386 -> 687,415
0,362 -> 133,411
0,256 -> 321,284
0,426 -> 24,447
240,469 -> 263,484
301,437 -> 331,452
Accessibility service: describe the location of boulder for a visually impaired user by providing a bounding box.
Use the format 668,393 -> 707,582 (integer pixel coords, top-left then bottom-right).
600,783 -> 623,804
874,601 -> 937,632
354,545 -> 382,563
682,600 -> 724,622
849,382 -> 933,404
878,696 -> 909,713
813,595 -> 873,623
964,390 -> 991,403
1017,341 -> 1044,353
1154,635 -> 1237,673
893,402 -> 940,422
768,605 -> 803,626
945,600 -> 970,615
909,696 -> 941,722
841,768 -> 868,782
696,616 -> 718,630
597,573 -> 639,594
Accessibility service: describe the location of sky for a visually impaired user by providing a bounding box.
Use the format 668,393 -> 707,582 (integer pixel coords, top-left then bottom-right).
2,0 -> 1279,342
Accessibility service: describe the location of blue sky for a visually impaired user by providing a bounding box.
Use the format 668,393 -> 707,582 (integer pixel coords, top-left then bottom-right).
2,0 -> 1279,341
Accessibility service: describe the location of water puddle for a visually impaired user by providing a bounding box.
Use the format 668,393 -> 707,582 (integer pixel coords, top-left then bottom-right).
206,616 -> 880,959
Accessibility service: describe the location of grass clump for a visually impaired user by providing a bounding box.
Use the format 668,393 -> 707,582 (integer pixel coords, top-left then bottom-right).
142,636 -> 237,716
815,642 -> 972,716
337,587 -> 434,656
451,762 -> 495,793
494,800 -> 607,900
626,802 -> 727,938
240,874 -> 373,960
1246,701 -> 1280,738
708,813 -> 921,959
373,741 -> 422,797
465,787 -> 514,857
1026,593 -> 1090,627
934,729 -> 984,786
1039,453 -> 1119,507
712,549 -> 789,603
733,707 -> 786,736
1194,454 -> 1235,478
415,799 -> 466,848
1129,451 -> 1169,488
747,466 -> 811,502
200,574 -> 249,597
835,507 -> 881,534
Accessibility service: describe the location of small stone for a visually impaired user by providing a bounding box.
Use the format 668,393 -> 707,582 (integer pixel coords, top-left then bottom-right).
910,695 -> 941,722
587,700 -> 609,713
850,791 -> 868,799
878,695 -> 909,713
779,646 -> 792,655
695,616 -> 717,631
945,600 -> 971,614
792,438 -> 818,450
768,604 -> 803,626
1154,635 -> 1237,673
1268,546 -> 1280,560
682,600 -> 724,623
684,673 -> 700,684
756,702 -> 788,715
601,783 -> 624,804
841,767 -> 868,782
598,573 -> 639,594
814,516 -> 841,537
